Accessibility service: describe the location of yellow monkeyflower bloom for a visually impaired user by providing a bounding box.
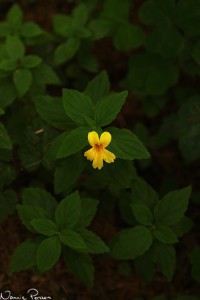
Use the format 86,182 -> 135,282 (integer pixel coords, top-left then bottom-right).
84,131 -> 116,170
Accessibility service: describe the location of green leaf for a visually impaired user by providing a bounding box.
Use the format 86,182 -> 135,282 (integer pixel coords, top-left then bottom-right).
78,229 -> 109,253
76,197 -> 99,228
0,59 -> 17,71
146,24 -> 184,58
139,0 -> 175,25
63,249 -> 94,287
111,226 -> 153,260
134,250 -> 155,282
0,123 -> 12,150
20,21 -> 43,37
72,4 -> 88,27
33,63 -> 60,85
9,239 -> 38,272
89,18 -> 112,40
36,236 -> 61,272
54,38 -> 80,65
123,53 -> 179,96
84,71 -> 110,103
17,204 -> 49,232
57,127 -> 89,159
54,154 -> 84,194
22,187 -> 57,219
153,225 -> 178,244
172,216 -> 193,237
0,78 -> 17,108
34,95 -> 75,130
154,186 -> 192,226
31,219 -> 58,236
114,23 -> 145,51
6,36 -> 25,60
95,91 -> 128,126
55,191 -> 81,229
60,228 -> 87,249
108,127 -> 150,160
13,68 -> 32,97
53,14 -> 72,36
131,178 -> 159,210
189,247 -> 200,283
63,88 -> 94,125
7,4 -> 23,27
176,0 -> 200,36
152,242 -> 176,280
131,203 -> 154,225
22,55 -> 42,68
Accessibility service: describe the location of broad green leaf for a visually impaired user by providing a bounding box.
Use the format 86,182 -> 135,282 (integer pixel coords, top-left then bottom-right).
146,24 -> 184,58
76,197 -> 99,228
89,18 -> 112,40
55,191 -> 81,229
17,204 -> 49,232
172,216 -> 193,237
63,249 -> 94,287
0,59 -> 17,71
36,236 -> 61,272
6,36 -> 25,60
154,186 -> 192,225
13,68 -> 32,97
7,4 -> 23,27
152,242 -> 176,280
20,21 -> 43,37
32,63 -> 60,85
0,123 -> 12,150
53,14 -> 72,36
9,239 -> 38,272
153,225 -> 178,244
78,229 -> 109,253
0,106 -> 4,115
72,4 -> 89,26
131,203 -> 154,226
22,187 -> 57,219
139,0 -> 175,25
54,38 -> 80,65
134,250 -> 155,283
108,127 -> 150,160
189,247 -> 200,283
57,127 -> 89,159
0,78 -> 17,108
84,71 -> 110,103
34,95 -> 75,130
114,23 -> 145,51
95,91 -> 128,126
60,228 -> 87,249
111,226 -> 153,260
63,88 -> 94,125
176,0 -> 200,36
22,55 -> 42,68
31,219 -> 58,236
54,154 -> 84,194
131,178 -> 159,210
123,53 -> 179,96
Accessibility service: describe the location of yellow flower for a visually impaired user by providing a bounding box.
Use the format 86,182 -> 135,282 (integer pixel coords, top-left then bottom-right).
84,131 -> 116,170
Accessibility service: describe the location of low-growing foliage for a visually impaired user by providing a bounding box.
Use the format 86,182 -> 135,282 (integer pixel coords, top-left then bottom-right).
0,0 -> 200,298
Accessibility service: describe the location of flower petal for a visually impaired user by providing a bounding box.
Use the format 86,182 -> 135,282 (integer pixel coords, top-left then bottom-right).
100,132 -> 111,147
88,131 -> 99,147
92,152 -> 104,170
84,148 -> 95,161
103,149 -> 116,163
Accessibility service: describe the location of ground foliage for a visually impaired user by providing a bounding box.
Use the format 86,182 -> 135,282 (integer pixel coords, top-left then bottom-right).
0,0 -> 200,299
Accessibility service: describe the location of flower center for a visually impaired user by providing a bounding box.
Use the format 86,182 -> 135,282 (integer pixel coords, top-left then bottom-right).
94,144 -> 104,152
